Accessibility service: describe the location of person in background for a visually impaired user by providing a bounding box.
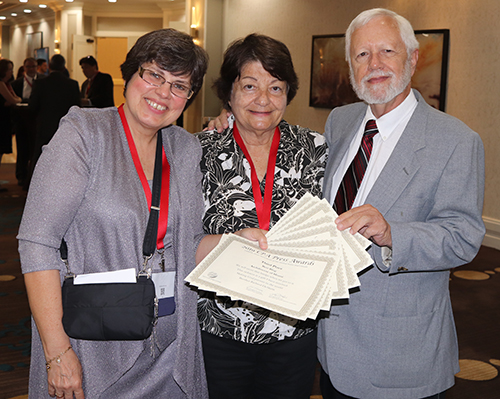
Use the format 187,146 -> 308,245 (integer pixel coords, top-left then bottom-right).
36,58 -> 48,76
26,54 -> 80,189
16,65 -> 25,80
79,55 -> 114,108
18,28 -> 266,399
318,8 -> 485,399
0,59 -> 22,192
196,33 -> 327,399
11,57 -> 44,186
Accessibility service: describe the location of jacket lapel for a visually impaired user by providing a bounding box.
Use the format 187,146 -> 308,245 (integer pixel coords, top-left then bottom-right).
365,92 -> 428,216
323,108 -> 365,201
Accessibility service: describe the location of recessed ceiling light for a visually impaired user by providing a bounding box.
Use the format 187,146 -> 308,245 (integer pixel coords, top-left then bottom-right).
0,16 -> 6,20
19,0 -> 28,3
11,13 -> 17,16
24,9 -> 32,13
66,0 -> 74,2
39,4 -> 47,8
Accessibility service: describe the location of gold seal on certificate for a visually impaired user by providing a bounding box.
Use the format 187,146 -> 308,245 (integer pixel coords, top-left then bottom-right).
186,193 -> 373,320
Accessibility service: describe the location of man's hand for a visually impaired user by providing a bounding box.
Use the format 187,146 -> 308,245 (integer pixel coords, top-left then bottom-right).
205,110 -> 232,132
335,204 -> 392,248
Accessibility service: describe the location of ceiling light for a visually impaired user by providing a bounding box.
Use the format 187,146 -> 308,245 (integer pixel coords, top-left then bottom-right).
39,4 -> 47,8
66,0 -> 74,2
0,16 -> 6,20
108,0 -> 117,2
19,0 -> 28,3
11,13 -> 17,16
24,9 -> 32,13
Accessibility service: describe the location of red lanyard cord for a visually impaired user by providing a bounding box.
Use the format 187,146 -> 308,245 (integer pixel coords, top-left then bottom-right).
118,104 -> 170,250
233,123 -> 280,230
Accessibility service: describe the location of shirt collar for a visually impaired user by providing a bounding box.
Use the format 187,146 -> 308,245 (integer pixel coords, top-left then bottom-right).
363,90 -> 417,141
88,71 -> 99,81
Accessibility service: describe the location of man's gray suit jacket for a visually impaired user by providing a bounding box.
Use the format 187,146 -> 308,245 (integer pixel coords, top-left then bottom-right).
318,89 -> 485,399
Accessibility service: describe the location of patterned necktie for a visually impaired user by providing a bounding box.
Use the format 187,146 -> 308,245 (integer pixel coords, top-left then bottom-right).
333,119 -> 379,214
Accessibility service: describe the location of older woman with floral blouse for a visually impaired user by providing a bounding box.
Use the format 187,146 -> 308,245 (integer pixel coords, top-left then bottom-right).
196,34 -> 328,399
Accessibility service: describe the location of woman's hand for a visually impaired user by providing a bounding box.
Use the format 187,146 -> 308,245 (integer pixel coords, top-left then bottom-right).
197,229 -> 268,263
47,348 -> 85,399
24,270 -> 86,398
234,228 -> 268,250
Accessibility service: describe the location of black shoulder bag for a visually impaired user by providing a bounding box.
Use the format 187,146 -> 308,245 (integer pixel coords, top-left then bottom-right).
60,131 -> 165,341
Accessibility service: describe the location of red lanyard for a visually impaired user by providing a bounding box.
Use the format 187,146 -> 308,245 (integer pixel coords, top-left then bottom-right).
118,104 -> 170,250
24,76 -> 33,88
233,123 -> 280,230
86,73 -> 97,95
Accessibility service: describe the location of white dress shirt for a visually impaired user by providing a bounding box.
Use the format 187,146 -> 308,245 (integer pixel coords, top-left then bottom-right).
22,75 -> 35,100
329,90 -> 418,208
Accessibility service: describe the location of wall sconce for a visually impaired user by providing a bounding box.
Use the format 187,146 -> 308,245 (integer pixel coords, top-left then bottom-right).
54,28 -> 61,54
190,6 -> 199,41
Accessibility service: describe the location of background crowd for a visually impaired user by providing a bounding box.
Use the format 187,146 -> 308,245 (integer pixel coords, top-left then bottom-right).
0,53 -> 115,192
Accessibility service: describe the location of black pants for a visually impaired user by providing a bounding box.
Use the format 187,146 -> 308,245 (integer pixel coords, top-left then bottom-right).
201,330 -> 317,399
320,368 -> 447,399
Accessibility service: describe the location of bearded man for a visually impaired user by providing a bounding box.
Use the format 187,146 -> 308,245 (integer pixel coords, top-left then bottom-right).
318,8 -> 485,399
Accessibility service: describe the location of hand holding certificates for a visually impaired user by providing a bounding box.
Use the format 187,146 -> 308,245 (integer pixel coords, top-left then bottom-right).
186,193 -> 373,320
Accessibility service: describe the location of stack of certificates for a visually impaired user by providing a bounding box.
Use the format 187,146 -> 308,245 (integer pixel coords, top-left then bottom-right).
186,193 -> 373,320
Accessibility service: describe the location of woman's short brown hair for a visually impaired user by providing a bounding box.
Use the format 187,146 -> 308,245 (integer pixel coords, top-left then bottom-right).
213,34 -> 298,111
120,29 -> 209,108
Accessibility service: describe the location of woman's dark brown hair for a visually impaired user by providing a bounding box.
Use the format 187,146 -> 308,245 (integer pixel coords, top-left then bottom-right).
0,59 -> 14,80
213,34 -> 298,111
120,29 -> 208,108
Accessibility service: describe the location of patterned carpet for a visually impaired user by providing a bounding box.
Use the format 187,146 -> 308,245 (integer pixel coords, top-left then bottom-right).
0,163 -> 30,399
1,162 -> 499,399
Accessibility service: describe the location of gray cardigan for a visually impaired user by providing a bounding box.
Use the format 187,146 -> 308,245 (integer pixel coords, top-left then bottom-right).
18,106 -> 208,398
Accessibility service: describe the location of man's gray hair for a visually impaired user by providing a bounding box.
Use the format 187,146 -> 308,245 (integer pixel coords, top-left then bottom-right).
345,8 -> 419,66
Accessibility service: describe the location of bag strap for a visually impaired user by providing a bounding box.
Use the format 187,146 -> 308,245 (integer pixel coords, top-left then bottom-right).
60,130 -> 164,277
142,130 -> 163,260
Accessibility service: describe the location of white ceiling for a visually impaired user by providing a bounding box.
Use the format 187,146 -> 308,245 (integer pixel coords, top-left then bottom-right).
0,0 -> 185,25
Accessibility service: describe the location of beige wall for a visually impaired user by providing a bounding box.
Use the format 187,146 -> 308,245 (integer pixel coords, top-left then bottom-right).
8,18 -> 56,75
220,0 -> 500,245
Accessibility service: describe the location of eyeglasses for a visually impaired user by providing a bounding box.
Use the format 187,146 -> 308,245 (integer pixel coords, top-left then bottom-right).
138,66 -> 194,100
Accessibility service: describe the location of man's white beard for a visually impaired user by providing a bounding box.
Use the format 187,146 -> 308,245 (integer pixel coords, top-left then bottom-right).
350,59 -> 412,104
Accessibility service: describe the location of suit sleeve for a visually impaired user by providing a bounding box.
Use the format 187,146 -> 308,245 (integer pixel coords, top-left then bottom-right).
89,74 -> 114,108
28,79 -> 42,113
72,81 -> 82,107
12,79 -> 23,98
373,130 -> 485,274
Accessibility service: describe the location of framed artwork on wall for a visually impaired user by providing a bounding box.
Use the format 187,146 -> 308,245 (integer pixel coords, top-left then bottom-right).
27,32 -> 43,58
309,29 -> 450,111
34,47 -> 49,63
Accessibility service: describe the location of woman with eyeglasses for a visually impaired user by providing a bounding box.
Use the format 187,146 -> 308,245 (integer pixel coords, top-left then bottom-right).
18,29 -> 266,399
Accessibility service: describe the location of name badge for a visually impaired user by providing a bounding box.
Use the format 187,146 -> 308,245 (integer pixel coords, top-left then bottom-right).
152,271 -> 176,317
